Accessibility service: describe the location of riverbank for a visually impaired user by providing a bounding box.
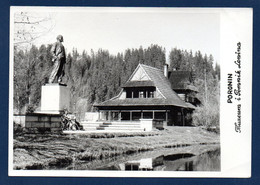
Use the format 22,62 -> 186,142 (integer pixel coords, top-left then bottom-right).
13,126 -> 220,170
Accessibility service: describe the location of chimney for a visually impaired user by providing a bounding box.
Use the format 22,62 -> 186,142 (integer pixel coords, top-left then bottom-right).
164,64 -> 168,78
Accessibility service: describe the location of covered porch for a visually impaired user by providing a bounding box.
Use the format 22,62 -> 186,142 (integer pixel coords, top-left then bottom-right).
98,109 -> 169,122
95,105 -> 192,126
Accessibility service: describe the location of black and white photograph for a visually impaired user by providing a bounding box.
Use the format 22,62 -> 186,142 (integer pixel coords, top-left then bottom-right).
9,7 -> 252,177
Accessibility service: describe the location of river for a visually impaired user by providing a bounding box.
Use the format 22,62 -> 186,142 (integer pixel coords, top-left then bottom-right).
63,144 -> 220,171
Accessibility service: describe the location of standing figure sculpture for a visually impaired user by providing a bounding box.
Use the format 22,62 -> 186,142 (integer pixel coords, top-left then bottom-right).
49,35 -> 66,84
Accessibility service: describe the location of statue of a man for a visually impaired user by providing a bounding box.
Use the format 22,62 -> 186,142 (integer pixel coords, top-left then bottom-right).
49,35 -> 66,84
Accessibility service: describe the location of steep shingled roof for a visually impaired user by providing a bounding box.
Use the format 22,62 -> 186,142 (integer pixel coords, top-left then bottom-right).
140,64 -> 188,108
168,71 -> 198,91
122,80 -> 155,88
97,98 -> 175,106
95,64 -> 193,109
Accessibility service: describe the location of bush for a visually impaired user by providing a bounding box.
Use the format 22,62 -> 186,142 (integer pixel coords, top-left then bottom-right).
13,122 -> 24,135
26,104 -> 37,113
192,77 -> 220,133
192,103 -> 219,133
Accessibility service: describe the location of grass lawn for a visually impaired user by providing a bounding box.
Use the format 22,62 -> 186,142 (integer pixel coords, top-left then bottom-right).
13,126 -> 219,170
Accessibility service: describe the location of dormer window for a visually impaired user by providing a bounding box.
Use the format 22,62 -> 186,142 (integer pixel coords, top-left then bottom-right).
149,91 -> 154,98
125,87 -> 156,99
139,91 -> 144,98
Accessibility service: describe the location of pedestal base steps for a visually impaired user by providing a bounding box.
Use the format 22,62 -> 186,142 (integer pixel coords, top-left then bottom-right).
25,112 -> 62,133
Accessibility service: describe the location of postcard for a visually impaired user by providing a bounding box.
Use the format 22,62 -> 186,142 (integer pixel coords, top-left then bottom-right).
9,7 -> 252,177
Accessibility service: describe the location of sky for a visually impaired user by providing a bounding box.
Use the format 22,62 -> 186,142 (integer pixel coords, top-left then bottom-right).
14,7 -> 220,63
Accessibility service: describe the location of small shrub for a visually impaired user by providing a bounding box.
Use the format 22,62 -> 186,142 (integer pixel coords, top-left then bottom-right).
192,103 -> 219,133
26,104 -> 37,113
13,122 -> 24,136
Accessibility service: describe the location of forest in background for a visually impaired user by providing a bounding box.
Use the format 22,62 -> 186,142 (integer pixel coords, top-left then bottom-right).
13,44 -> 220,129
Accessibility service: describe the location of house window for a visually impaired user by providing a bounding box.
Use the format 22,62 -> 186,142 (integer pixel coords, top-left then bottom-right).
121,112 -> 130,120
126,88 -> 155,99
186,96 -> 194,103
133,91 -> 139,98
139,91 -> 144,98
112,112 -> 119,121
155,112 -> 165,120
143,112 -> 153,119
126,90 -> 132,98
177,112 -> 182,123
132,112 -> 141,120
149,91 -> 154,98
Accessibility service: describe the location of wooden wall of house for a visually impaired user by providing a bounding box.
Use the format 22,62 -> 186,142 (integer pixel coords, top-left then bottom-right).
168,108 -> 193,126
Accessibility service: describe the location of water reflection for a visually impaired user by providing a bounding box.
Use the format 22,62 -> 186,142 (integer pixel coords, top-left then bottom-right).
96,148 -> 220,171
122,156 -> 164,171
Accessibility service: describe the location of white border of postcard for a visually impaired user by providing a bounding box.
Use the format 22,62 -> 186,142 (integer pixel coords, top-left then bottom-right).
9,7 -> 252,177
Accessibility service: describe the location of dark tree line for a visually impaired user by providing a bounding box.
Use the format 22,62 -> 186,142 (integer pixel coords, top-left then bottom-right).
169,48 -> 220,80
14,44 -> 220,128
13,45 -> 53,112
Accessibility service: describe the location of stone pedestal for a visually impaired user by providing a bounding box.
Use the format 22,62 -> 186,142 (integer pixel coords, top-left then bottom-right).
25,83 -> 70,132
41,83 -> 70,114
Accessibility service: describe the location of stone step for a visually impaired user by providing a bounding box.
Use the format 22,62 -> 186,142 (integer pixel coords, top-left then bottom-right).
80,121 -> 103,124
80,122 -> 101,127
80,123 -> 102,127
81,124 -> 101,127
80,121 -> 143,132
103,123 -> 140,126
103,126 -> 141,129
97,127 -> 144,131
108,121 -> 140,124
99,125 -> 141,128
81,122 -> 101,131
82,125 -> 99,127
83,127 -> 98,131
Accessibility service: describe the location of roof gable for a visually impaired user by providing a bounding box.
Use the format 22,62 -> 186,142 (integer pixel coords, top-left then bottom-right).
128,64 -> 150,81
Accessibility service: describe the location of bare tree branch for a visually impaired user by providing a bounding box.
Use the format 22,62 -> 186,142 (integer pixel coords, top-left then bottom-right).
13,12 -> 55,48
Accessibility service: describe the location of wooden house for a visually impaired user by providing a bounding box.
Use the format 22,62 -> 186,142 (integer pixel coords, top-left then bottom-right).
94,64 -> 199,126
168,70 -> 201,107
